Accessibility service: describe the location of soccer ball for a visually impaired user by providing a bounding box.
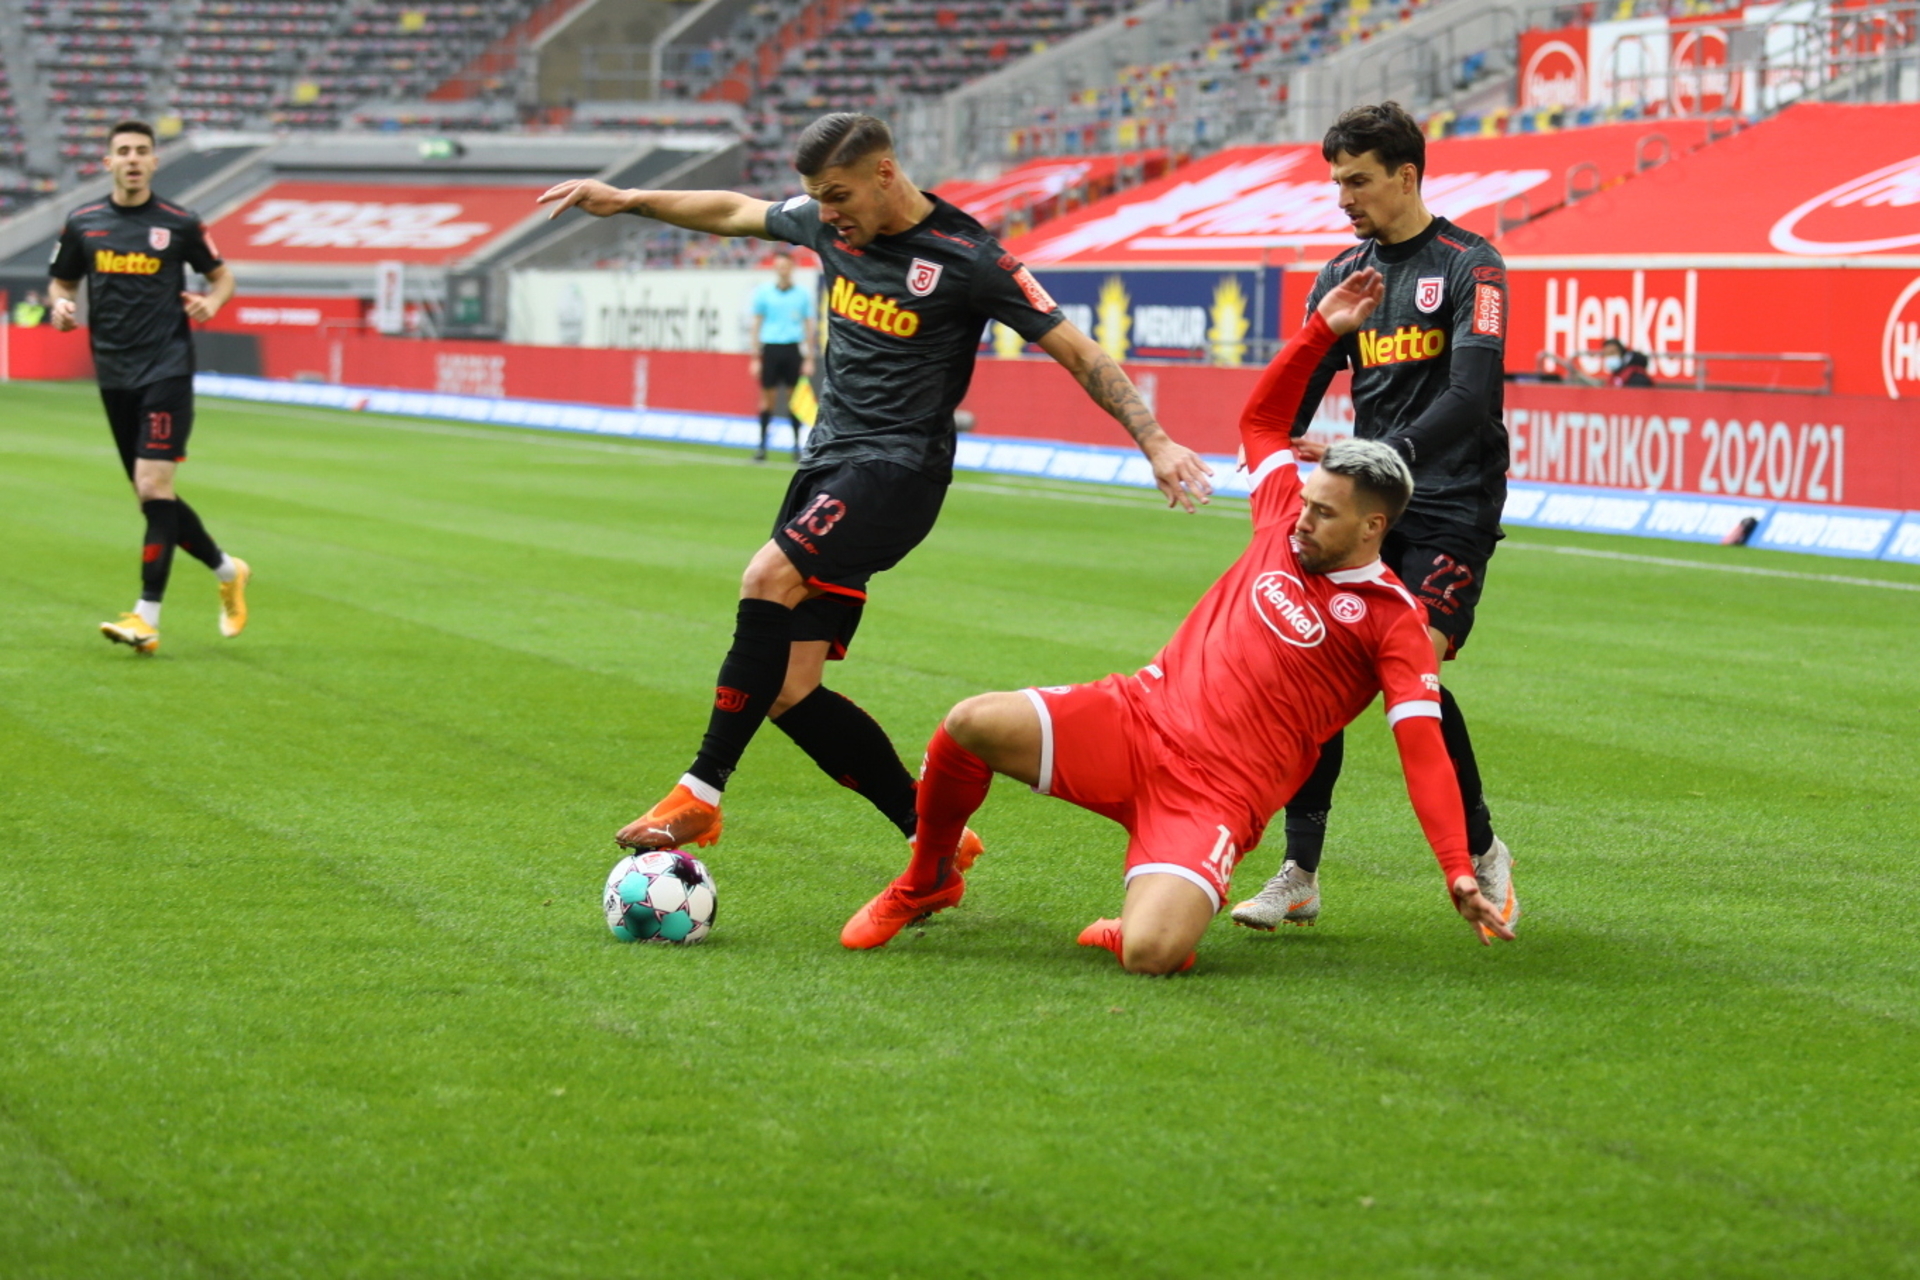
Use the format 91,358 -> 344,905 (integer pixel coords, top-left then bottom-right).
603,850 -> 717,944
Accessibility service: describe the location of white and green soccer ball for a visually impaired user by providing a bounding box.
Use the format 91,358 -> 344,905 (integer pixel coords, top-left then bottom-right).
603,850 -> 717,944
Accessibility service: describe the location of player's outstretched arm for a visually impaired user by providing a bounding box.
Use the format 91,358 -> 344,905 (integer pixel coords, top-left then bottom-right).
1392,714 -> 1515,945
1036,321 -> 1213,512
1240,270 -> 1383,467
537,181 -> 774,238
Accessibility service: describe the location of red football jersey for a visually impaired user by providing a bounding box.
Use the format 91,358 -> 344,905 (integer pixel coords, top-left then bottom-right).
1133,449 -> 1442,823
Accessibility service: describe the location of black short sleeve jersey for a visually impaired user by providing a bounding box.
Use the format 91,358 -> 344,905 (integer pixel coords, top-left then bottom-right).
50,194 -> 224,390
1302,217 -> 1509,538
764,192 -> 1064,482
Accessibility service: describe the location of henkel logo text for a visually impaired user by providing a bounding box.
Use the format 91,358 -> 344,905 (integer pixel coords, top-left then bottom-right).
1521,38 -> 1587,109
1669,20 -> 1740,115
828,276 -> 921,337
1771,154 -> 1920,256
1884,276 -> 1920,399
243,199 -> 495,250
1544,270 -> 1697,378
1251,571 -> 1326,647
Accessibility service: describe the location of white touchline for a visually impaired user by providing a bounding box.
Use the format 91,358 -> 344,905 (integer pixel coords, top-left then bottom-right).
1504,541 -> 1920,593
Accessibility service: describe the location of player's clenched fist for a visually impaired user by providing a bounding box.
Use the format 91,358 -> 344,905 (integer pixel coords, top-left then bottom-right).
50,297 -> 79,331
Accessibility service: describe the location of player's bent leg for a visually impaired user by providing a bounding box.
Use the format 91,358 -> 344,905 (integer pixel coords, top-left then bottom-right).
1078,874 -> 1210,975
942,691 -> 1043,788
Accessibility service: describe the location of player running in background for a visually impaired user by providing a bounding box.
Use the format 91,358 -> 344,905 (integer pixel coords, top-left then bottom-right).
538,113 -> 1214,858
1232,102 -> 1518,934
749,250 -> 816,461
841,269 -> 1515,972
49,120 -> 249,655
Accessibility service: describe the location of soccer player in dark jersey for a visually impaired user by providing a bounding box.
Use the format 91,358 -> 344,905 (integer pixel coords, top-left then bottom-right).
1230,102 -> 1518,933
537,113 -> 1215,858
49,120 -> 249,655
840,269 -> 1516,971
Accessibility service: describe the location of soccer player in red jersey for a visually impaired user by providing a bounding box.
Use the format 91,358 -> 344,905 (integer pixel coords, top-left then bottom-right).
841,268 -> 1517,972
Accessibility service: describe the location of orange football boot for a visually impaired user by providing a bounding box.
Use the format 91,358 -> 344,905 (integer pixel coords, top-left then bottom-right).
1075,917 -> 1197,973
615,784 -> 723,850
840,873 -> 967,949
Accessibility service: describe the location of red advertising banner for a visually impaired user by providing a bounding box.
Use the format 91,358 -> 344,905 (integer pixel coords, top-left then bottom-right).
216,330 -> 1920,510
1502,263 -> 1920,399
1004,122 -> 1714,266
1498,102 -> 1920,258
205,181 -> 546,264
1668,9 -> 1745,115
1518,27 -> 1591,110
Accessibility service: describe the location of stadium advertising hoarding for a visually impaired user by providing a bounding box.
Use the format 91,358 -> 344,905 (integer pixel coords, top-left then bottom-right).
986,267 -> 1280,365
1001,125 -> 1713,268
1495,102 -> 1920,399
506,269 -> 819,353
205,181 -> 546,264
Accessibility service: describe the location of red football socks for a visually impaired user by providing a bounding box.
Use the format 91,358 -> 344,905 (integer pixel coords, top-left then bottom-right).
900,724 -> 992,894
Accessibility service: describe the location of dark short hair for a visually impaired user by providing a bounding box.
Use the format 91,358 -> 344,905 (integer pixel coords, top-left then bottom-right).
794,113 -> 894,177
1600,336 -> 1625,351
1322,102 -> 1425,184
107,120 -> 156,146
1319,438 -> 1413,525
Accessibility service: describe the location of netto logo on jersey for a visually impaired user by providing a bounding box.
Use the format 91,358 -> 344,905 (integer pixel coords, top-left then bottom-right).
1357,326 -> 1445,368
1251,571 -> 1326,648
828,277 -> 920,337
94,249 -> 162,275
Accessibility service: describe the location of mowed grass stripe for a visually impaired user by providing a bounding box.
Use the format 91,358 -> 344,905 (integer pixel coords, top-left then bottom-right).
3,381 -> 1918,1277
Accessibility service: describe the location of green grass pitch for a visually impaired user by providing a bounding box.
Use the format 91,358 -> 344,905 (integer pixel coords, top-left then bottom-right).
2,379 -> 1917,1278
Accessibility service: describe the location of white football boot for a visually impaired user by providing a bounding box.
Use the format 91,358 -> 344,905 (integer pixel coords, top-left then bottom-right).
1471,835 -> 1520,940
1229,859 -> 1320,930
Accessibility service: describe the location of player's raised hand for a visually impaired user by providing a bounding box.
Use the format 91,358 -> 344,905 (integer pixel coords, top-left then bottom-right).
1450,875 -> 1516,945
50,297 -> 79,332
1147,438 -> 1215,512
1317,267 -> 1385,335
538,178 -> 633,221
181,291 -> 219,322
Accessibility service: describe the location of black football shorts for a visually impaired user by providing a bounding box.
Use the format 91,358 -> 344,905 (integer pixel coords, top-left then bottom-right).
1382,526 -> 1495,658
772,459 -> 946,660
758,342 -> 803,389
101,374 -> 195,472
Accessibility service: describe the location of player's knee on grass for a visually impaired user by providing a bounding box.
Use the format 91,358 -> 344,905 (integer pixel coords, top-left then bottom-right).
1120,874 -> 1214,975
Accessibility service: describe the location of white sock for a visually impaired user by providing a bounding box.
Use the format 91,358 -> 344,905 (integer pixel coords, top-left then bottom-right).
134,599 -> 161,627
678,773 -> 722,806
214,553 -> 238,584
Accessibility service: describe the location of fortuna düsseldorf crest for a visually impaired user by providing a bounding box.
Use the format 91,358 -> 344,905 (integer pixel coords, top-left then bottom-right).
906,257 -> 942,297
1414,276 -> 1444,313
149,227 -> 171,251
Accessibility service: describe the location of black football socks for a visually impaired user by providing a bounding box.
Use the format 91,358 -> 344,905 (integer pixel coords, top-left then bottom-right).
1282,730 -> 1344,874
757,411 -> 772,456
687,598 -> 794,792
1438,686 -> 1496,857
139,498 -> 181,603
772,685 -> 919,837
172,499 -> 225,572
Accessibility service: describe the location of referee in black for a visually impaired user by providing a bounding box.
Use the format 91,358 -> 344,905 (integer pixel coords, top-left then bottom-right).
539,112 -> 1215,859
49,119 -> 249,655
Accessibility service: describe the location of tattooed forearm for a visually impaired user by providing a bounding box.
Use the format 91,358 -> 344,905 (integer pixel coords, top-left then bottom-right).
1074,349 -> 1161,446
627,199 -> 655,218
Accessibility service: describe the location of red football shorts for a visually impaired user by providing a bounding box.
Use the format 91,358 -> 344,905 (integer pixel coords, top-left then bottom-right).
1024,674 -> 1262,912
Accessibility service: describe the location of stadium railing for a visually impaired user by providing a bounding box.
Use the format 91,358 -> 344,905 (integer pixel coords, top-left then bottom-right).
1536,349 -> 1836,395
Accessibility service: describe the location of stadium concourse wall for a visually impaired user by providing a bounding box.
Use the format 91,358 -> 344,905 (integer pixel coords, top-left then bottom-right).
6,323 -> 1918,565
